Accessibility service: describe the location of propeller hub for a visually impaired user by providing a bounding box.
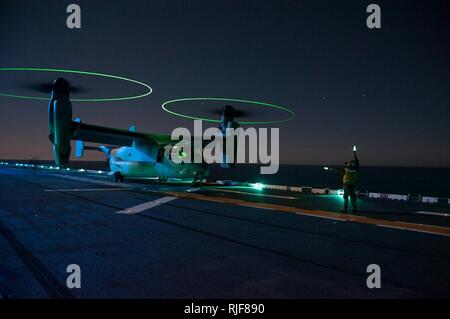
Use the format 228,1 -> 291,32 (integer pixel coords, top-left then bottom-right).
222,105 -> 235,121
52,78 -> 70,94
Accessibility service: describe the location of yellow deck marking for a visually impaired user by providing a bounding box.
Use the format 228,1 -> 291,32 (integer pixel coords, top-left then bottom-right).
164,191 -> 450,237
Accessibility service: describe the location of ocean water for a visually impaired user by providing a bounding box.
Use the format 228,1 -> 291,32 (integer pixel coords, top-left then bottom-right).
208,164 -> 450,198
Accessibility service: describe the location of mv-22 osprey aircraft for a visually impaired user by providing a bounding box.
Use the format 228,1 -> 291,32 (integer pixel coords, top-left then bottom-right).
47,78 -> 240,183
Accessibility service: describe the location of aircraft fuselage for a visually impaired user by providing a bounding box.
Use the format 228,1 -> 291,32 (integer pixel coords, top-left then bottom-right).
109,144 -> 208,180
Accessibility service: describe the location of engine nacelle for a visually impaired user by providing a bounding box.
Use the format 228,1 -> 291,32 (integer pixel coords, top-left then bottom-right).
219,119 -> 239,168
48,78 -> 73,166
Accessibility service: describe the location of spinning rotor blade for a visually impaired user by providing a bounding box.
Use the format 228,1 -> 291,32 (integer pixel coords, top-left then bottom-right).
208,108 -> 254,118
20,81 -> 88,94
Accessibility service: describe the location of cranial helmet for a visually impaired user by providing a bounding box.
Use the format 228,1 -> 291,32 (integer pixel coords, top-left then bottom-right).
348,160 -> 357,168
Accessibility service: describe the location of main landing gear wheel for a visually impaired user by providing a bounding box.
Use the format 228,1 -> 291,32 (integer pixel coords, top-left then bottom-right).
191,178 -> 201,187
113,172 -> 124,182
158,177 -> 168,183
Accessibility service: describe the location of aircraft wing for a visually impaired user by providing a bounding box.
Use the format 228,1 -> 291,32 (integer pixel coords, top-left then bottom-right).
71,121 -> 172,146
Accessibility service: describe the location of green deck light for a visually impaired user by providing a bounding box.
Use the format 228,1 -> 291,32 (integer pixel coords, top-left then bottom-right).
0,67 -> 152,102
161,97 -> 295,125
252,183 -> 264,190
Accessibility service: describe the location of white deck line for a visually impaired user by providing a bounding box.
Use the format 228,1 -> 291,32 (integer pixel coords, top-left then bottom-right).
115,196 -> 178,215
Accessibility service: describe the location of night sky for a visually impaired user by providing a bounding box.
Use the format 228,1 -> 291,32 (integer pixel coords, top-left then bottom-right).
0,0 -> 449,166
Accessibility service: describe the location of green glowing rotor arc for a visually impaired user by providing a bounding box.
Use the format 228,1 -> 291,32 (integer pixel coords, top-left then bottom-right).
161,97 -> 295,125
0,67 -> 152,102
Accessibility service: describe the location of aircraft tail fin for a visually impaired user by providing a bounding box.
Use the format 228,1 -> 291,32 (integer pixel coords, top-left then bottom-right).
75,140 -> 85,158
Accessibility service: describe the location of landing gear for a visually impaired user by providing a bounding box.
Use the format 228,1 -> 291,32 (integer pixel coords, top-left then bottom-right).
191,177 -> 202,187
113,172 -> 124,182
191,171 -> 203,187
158,176 -> 168,183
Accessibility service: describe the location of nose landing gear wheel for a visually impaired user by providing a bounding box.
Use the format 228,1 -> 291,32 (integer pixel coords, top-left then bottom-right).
113,172 -> 124,182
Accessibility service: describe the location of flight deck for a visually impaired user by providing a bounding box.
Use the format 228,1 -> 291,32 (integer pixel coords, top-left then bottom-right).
1,166 -> 449,298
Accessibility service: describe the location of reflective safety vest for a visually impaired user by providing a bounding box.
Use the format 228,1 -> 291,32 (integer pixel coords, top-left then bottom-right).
343,168 -> 359,185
